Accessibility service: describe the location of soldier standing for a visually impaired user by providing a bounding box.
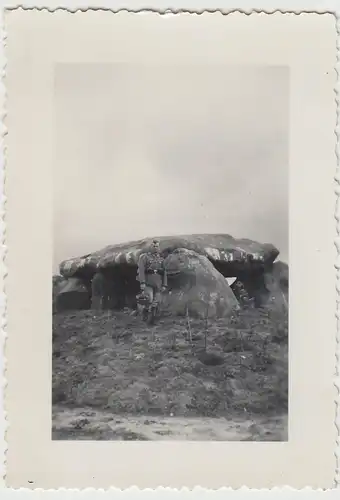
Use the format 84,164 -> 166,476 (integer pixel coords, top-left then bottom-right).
137,239 -> 168,319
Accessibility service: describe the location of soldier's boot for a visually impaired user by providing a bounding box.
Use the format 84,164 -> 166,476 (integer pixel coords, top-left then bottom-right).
142,306 -> 149,322
147,301 -> 159,325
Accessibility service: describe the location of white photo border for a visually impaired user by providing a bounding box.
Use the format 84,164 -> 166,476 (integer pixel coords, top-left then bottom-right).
1,3 -> 340,494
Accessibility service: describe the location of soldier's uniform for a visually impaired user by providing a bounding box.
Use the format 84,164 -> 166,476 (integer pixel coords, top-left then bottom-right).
137,249 -> 167,311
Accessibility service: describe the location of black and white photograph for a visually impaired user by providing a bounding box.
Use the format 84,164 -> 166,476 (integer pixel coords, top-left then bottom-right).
52,64 -> 289,441
5,8 -> 337,489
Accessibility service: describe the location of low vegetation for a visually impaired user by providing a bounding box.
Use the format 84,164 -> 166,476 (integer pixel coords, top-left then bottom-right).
52,304 -> 288,440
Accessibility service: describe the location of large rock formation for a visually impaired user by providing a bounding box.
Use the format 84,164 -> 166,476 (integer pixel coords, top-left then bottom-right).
55,234 -> 286,315
162,248 -> 239,318
59,234 -> 279,279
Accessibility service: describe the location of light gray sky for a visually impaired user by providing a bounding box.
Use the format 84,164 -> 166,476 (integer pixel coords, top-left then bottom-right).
53,64 -> 288,272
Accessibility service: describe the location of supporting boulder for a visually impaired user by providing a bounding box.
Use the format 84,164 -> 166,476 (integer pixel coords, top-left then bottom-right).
263,261 -> 289,311
53,275 -> 67,314
91,268 -> 139,311
162,248 -> 239,318
56,277 -> 90,312
91,271 -> 106,310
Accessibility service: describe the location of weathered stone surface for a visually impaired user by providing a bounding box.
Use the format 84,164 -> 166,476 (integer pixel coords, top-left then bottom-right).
59,234 -> 279,279
91,271 -> 106,310
272,261 -> 289,289
263,261 -> 289,311
161,248 -> 239,318
53,275 -> 67,314
55,234 -> 286,316
56,277 -> 91,312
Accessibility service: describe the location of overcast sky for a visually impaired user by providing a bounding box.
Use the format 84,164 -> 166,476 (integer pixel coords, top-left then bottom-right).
53,64 -> 288,272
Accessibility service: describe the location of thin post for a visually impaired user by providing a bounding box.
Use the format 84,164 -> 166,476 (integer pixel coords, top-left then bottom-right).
204,302 -> 209,352
172,331 -> 176,350
186,304 -> 192,344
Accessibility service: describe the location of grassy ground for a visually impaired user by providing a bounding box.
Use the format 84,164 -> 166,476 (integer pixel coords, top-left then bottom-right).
52,305 -> 288,441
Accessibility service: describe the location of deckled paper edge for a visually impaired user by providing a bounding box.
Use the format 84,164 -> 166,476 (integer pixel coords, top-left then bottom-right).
1,0 -> 340,13
0,7 -> 339,493
334,10 -> 340,491
1,0 -> 7,492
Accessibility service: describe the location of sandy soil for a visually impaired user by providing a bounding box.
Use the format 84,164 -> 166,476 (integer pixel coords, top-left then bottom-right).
53,406 -> 287,441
